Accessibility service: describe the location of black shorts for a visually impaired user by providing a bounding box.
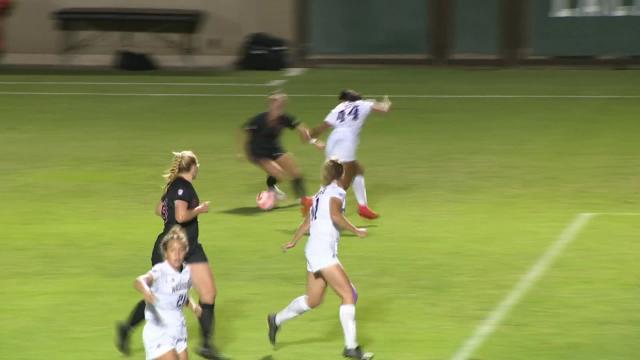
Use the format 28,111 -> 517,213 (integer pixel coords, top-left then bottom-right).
151,235 -> 209,265
250,147 -> 285,162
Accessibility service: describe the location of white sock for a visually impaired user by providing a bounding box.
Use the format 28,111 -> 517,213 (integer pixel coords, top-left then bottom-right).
339,304 -> 358,349
352,175 -> 368,206
275,295 -> 311,326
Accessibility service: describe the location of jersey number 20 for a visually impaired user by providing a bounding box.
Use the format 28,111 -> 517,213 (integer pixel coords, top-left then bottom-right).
176,294 -> 188,308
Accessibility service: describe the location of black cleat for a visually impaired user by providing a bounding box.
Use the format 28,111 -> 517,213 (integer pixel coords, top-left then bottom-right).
115,322 -> 131,356
197,344 -> 228,360
267,313 -> 279,345
343,346 -> 374,360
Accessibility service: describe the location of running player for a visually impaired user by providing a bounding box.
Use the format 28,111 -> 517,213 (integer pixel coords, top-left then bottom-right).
117,151 -> 225,360
267,160 -> 374,360
311,90 -> 392,219
135,226 -> 201,360
239,91 -> 324,214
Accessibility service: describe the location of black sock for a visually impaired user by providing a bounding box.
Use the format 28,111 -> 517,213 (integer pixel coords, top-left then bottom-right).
126,300 -> 146,329
199,302 -> 215,347
267,176 -> 277,189
292,177 -> 306,198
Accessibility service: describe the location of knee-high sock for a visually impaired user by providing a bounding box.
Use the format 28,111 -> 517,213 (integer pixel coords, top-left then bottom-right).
339,304 -> 358,349
275,295 -> 311,326
125,300 -> 146,329
352,175 -> 368,206
292,177 -> 307,199
267,175 -> 277,189
198,302 -> 215,346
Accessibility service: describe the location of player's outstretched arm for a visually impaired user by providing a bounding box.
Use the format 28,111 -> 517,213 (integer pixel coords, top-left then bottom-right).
134,273 -> 156,304
329,198 -> 367,238
296,124 -> 325,150
371,96 -> 392,113
310,122 -> 331,138
283,214 -> 311,251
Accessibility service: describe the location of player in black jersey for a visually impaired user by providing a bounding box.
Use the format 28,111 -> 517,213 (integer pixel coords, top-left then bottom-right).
239,91 -> 324,215
116,151 -> 226,360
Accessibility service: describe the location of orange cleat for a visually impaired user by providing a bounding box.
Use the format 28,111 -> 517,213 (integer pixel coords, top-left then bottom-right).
357,205 -> 379,220
301,196 -> 313,217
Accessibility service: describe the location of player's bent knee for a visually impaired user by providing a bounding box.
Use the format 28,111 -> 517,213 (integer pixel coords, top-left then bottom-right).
306,296 -> 323,309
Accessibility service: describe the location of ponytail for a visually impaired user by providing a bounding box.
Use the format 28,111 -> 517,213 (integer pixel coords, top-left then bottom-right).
162,151 -> 199,194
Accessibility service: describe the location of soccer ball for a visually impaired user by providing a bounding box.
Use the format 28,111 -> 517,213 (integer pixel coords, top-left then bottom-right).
256,190 -> 276,210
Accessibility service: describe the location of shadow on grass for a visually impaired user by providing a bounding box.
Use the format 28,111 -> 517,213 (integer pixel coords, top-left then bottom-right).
220,203 -> 299,216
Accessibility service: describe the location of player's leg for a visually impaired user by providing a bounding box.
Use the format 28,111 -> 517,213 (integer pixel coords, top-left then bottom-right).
177,349 -> 188,360
115,300 -> 145,354
351,161 -> 378,219
116,241 -> 164,354
155,350 -> 180,360
340,161 -> 357,190
190,261 -> 225,360
275,152 -> 312,214
267,271 -> 327,345
320,264 -> 372,359
256,158 -> 287,180
256,158 -> 289,200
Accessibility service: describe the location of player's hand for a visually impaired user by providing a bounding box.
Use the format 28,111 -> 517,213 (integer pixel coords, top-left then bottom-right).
191,302 -> 202,318
197,201 -> 210,214
282,241 -> 297,252
314,141 -> 326,151
144,291 -> 157,305
355,228 -> 368,238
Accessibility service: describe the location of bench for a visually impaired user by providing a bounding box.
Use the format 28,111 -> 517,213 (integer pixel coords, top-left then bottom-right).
53,8 -> 204,54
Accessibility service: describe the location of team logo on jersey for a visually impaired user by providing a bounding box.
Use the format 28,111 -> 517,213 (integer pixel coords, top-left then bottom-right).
178,189 -> 184,196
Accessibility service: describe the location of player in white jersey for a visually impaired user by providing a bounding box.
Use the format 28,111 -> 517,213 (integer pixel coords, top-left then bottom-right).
135,226 -> 202,360
310,90 -> 392,220
267,160 -> 374,360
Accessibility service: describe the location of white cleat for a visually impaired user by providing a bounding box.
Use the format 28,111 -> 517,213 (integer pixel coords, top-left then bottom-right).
272,185 -> 287,201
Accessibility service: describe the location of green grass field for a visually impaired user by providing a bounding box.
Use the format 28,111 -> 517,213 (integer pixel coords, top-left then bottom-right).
1,67 -> 639,360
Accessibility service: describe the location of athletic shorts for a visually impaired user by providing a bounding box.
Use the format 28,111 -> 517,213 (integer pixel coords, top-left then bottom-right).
305,244 -> 340,273
326,133 -> 358,162
151,238 -> 209,265
143,320 -> 187,360
250,147 -> 285,162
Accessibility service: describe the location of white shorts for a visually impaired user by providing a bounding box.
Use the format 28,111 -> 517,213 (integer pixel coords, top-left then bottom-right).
305,246 -> 340,273
326,132 -> 359,162
143,320 -> 188,360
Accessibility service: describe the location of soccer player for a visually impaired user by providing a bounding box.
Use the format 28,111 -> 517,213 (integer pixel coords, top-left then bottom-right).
135,225 -> 201,360
239,91 -> 324,214
117,151 -> 225,360
267,160 -> 374,360
311,90 -> 392,219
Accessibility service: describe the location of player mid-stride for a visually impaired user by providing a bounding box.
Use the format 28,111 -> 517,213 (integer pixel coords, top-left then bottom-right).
267,160 -> 374,360
135,226 -> 201,360
311,90 -> 392,219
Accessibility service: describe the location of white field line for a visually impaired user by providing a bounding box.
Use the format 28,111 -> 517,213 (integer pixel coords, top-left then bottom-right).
284,67 -> 307,77
0,91 -> 639,99
265,67 -> 308,87
451,211 -> 640,360
266,79 -> 287,87
450,213 -> 596,360
0,81 -> 271,86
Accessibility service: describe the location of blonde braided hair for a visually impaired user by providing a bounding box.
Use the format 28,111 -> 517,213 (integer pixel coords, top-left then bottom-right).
163,151 -> 199,194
